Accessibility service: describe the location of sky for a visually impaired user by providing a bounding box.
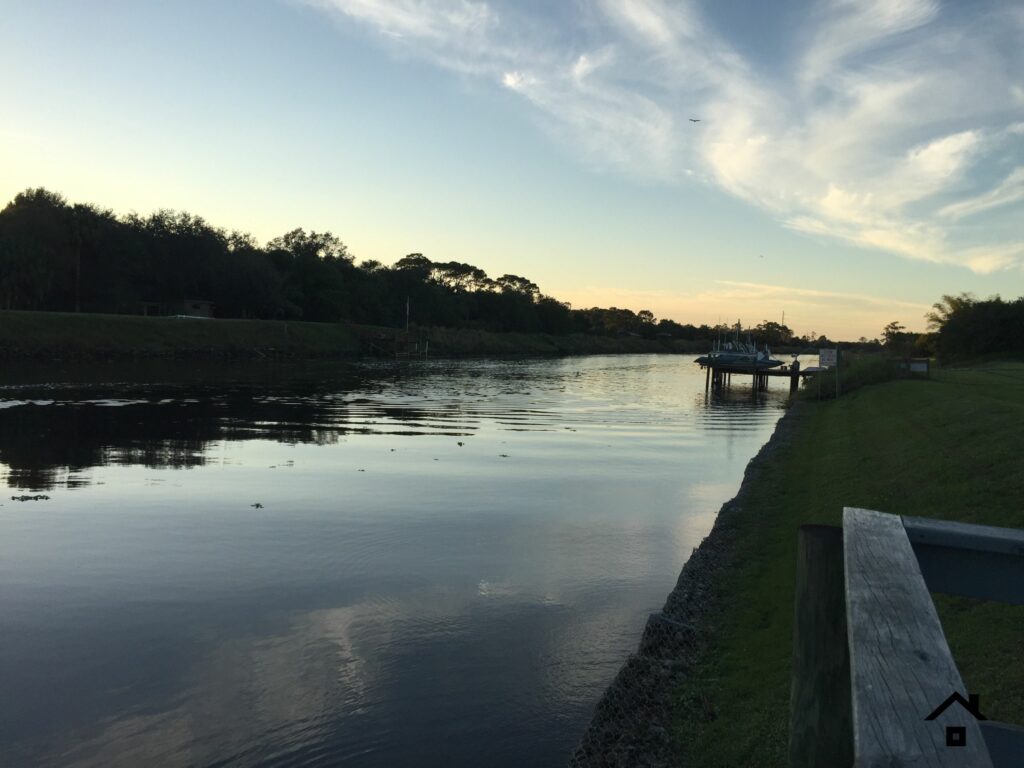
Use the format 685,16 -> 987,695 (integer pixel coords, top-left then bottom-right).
2,0 -> 1023,339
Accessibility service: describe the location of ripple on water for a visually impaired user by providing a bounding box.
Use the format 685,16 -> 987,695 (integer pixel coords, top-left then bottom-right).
0,355 -> 792,767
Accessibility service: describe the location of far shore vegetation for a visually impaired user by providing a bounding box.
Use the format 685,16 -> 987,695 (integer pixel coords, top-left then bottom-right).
0,308 -> 713,360
0,187 -> 868,354
7,188 -> 1020,364
675,362 -> 1024,766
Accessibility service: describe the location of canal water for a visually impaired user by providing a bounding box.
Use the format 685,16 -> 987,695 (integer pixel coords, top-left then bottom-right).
0,355 -> 792,767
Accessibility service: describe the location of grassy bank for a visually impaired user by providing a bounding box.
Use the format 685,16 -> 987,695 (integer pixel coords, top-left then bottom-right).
423,326 -> 704,356
676,363 -> 1024,766
0,310 -> 704,359
0,310 -> 361,358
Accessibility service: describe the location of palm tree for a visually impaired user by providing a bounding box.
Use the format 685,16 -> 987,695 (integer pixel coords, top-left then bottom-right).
925,293 -> 976,331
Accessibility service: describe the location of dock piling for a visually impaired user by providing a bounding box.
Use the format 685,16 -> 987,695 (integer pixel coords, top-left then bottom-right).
699,361 -> 811,397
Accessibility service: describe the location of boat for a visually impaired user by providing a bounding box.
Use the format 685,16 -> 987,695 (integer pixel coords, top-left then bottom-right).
695,329 -> 784,370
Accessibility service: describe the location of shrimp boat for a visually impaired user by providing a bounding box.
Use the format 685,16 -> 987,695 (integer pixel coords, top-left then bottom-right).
695,330 -> 784,371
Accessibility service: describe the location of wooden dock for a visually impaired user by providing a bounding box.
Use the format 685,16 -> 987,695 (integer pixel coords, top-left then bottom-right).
698,361 -> 819,394
356,327 -> 429,359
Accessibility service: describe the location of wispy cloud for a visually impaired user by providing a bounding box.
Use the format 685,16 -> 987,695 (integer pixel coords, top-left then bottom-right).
301,0 -> 1024,273
800,0 -> 939,87
560,279 -> 931,337
939,167 -> 1024,221
305,0 -> 497,45
683,280 -> 933,337
709,280 -> 932,311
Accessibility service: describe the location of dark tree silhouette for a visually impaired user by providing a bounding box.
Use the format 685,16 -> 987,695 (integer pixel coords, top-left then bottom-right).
1,187 -> 842,346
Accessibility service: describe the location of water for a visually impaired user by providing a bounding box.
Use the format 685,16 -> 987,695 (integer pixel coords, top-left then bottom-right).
0,355 -> 793,767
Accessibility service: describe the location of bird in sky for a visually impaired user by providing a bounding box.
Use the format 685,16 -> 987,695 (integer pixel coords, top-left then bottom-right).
689,118 -> 701,122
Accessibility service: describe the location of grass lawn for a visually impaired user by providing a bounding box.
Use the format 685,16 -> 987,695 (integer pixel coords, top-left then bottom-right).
0,309 -> 361,357
0,309 -> 704,358
676,363 -> 1024,767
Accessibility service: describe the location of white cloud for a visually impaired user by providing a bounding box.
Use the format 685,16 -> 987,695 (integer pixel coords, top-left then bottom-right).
661,279 -> 933,337
708,280 -> 931,311
571,48 -> 615,84
897,130 -> 981,198
501,71 -> 528,90
940,167 -> 1024,220
559,279 -> 932,337
306,0 -> 496,42
302,0 -> 1024,274
800,0 -> 939,86
959,243 -> 1024,275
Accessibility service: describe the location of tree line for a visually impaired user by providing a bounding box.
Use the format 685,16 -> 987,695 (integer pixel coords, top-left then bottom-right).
0,188 -> 733,340
0,188 -> 858,344
924,293 -> 1024,360
17,187 -> 1014,361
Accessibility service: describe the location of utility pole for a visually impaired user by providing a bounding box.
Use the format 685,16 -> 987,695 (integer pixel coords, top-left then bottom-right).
405,296 -> 410,332
73,210 -> 82,313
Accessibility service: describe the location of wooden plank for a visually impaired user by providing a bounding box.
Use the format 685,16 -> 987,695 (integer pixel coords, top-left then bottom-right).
843,508 -> 994,767
903,516 -> 1024,605
788,525 -> 854,767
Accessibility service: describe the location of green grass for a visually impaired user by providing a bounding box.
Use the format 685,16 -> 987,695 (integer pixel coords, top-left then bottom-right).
799,352 -> 901,400
425,326 -> 704,356
0,309 -> 706,359
0,309 -> 361,358
676,363 -> 1024,767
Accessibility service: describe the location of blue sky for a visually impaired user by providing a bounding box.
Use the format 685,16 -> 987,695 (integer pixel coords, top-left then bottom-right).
2,0 -> 1022,338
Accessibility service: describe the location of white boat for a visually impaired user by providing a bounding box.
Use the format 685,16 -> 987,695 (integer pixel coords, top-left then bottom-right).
695,329 -> 784,370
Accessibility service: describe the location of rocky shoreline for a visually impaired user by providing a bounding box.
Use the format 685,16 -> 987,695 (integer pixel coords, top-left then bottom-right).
568,401 -> 806,767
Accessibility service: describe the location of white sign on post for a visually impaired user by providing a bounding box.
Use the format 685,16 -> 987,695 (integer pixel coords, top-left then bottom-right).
819,348 -> 838,367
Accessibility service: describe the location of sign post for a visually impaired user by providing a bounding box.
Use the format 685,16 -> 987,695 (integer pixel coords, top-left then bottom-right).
820,348 -> 840,398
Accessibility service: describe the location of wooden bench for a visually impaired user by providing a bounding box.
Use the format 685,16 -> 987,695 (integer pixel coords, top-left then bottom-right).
789,508 -> 1024,767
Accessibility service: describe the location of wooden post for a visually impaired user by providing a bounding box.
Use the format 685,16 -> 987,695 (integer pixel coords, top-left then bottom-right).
788,525 -> 853,768
705,365 -> 711,393
835,350 -> 841,398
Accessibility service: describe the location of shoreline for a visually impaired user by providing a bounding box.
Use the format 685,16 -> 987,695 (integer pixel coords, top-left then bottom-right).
0,310 -> 705,360
569,400 -> 806,767
572,366 -> 1024,766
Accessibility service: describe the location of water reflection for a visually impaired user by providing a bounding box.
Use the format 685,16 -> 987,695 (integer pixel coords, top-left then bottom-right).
1,355 -> 791,767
